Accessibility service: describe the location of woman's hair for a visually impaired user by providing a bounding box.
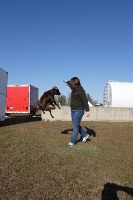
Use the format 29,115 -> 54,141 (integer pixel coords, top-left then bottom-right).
70,77 -> 81,88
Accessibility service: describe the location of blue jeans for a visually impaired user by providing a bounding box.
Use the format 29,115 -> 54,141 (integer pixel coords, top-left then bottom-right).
70,110 -> 87,144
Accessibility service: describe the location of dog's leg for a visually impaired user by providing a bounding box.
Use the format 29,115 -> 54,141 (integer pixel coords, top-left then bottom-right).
53,101 -> 61,109
49,101 -> 56,109
43,106 -> 55,118
40,106 -> 45,114
50,110 -> 54,118
49,97 -> 61,110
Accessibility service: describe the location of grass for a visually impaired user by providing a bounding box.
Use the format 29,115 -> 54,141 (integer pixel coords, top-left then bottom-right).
0,115 -> 133,200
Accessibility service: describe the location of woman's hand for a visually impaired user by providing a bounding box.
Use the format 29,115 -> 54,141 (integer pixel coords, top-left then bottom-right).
63,80 -> 69,83
86,111 -> 90,117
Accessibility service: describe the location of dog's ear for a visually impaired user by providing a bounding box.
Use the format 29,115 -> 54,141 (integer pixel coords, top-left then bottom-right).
53,86 -> 58,89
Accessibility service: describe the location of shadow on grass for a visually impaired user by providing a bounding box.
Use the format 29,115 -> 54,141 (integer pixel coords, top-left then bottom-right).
61,128 -> 73,134
61,127 -> 96,137
83,126 -> 96,137
0,114 -> 41,127
102,183 -> 133,200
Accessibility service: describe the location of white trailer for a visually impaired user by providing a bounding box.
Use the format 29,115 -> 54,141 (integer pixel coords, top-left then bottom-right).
103,81 -> 133,108
0,68 -> 8,121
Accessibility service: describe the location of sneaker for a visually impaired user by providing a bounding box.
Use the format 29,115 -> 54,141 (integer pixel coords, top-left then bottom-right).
82,134 -> 89,143
68,142 -> 75,147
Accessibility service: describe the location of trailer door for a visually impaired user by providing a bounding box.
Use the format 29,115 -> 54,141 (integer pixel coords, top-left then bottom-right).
6,86 -> 29,113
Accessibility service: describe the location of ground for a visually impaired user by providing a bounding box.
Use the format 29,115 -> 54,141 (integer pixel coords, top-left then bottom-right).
0,115 -> 133,200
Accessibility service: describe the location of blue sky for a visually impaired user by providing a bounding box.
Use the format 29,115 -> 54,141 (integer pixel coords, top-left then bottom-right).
0,0 -> 133,103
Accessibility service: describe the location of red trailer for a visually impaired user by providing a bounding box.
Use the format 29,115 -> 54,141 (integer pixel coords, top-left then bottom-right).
6,85 -> 39,115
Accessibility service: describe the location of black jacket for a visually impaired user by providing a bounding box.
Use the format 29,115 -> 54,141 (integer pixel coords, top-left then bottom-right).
67,81 -> 90,111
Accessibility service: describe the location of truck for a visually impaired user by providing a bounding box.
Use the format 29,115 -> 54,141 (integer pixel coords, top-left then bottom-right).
0,68 -> 8,121
6,85 -> 39,115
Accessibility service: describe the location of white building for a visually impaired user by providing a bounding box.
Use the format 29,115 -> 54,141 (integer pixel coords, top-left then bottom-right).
103,81 -> 133,108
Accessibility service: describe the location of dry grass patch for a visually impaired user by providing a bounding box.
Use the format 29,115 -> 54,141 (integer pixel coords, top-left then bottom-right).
0,116 -> 133,200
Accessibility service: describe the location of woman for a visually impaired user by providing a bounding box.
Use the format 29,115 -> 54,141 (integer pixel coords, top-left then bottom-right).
64,77 -> 90,146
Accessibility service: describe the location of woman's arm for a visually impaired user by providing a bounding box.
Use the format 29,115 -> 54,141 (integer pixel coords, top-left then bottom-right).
63,80 -> 73,90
